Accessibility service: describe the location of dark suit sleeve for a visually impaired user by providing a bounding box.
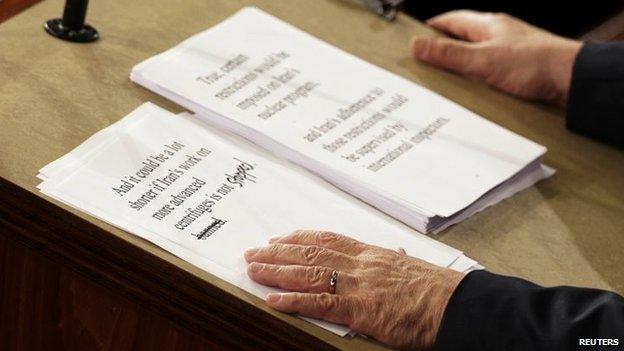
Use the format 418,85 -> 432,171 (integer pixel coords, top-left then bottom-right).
566,42 -> 624,148
433,270 -> 624,350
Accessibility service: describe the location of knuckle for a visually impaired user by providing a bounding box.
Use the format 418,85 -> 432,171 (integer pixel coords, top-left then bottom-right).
421,38 -> 435,56
317,293 -> 337,312
349,274 -> 361,290
433,40 -> 461,61
308,266 -> 326,286
253,263 -> 268,275
302,245 -> 324,264
412,37 -> 431,57
318,231 -> 340,245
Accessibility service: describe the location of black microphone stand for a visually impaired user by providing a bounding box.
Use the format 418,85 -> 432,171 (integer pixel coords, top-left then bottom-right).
44,0 -> 99,43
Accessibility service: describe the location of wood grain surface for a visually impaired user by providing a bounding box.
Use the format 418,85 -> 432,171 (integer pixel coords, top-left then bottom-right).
0,176 -> 347,350
0,0 -> 623,350
0,0 -> 42,23
0,230 -> 224,351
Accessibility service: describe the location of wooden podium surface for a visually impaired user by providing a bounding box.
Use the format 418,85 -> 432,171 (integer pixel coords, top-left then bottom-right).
1,0 -> 623,350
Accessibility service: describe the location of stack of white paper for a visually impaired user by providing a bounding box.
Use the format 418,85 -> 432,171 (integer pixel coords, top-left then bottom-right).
37,103 -> 481,335
130,7 -> 554,234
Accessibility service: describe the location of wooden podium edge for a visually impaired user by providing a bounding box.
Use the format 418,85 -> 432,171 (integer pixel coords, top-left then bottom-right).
0,176 -> 338,351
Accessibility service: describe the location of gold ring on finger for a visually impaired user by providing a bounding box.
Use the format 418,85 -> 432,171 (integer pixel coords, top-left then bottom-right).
329,270 -> 338,294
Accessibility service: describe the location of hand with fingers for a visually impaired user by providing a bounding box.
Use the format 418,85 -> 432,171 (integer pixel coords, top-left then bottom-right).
410,10 -> 582,107
244,230 -> 465,350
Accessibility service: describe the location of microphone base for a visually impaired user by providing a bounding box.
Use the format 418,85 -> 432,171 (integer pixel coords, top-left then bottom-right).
44,18 -> 99,43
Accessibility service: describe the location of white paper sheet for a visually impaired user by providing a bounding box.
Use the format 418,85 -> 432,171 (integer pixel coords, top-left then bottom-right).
132,7 -> 547,219
39,103 -> 478,335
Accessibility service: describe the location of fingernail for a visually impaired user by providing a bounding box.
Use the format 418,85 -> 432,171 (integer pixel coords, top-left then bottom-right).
248,262 -> 264,273
244,247 -> 259,260
268,235 -> 283,243
267,293 -> 282,303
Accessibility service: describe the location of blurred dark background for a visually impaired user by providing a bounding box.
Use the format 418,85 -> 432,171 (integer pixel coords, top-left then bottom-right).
402,0 -> 624,37
2,0 -> 623,38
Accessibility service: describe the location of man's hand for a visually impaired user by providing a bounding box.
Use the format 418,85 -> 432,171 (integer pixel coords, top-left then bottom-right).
411,10 -> 582,106
245,230 -> 464,350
